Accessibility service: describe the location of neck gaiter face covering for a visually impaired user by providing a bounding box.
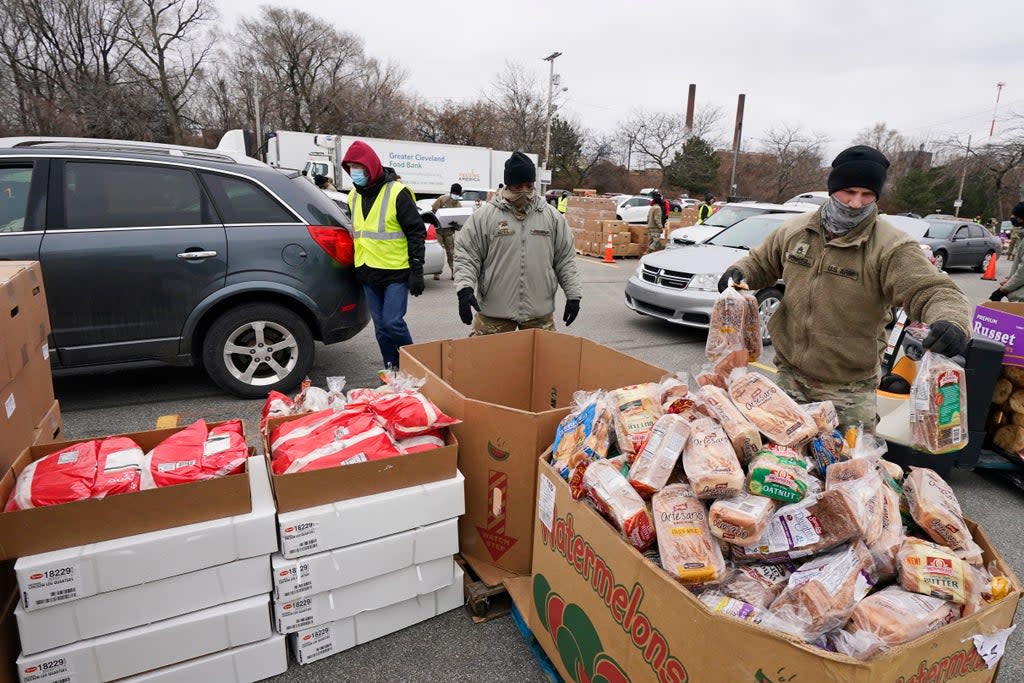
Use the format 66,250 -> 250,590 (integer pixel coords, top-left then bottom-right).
821,195 -> 875,234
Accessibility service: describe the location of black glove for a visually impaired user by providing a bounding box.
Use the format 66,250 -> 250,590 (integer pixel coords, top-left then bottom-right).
457,287 -> 479,325
990,288 -> 1007,302
408,267 -> 424,297
563,299 -> 580,327
717,267 -> 744,293
922,320 -> 969,358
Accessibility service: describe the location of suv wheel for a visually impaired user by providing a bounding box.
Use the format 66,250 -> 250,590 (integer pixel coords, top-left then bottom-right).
202,303 -> 314,398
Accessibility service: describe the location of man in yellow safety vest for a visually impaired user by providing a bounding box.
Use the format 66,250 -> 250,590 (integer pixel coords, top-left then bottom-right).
556,191 -> 569,214
341,141 -> 426,368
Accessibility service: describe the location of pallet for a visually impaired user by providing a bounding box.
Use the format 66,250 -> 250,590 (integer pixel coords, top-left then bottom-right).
511,605 -> 562,682
456,554 -> 514,623
575,250 -> 642,260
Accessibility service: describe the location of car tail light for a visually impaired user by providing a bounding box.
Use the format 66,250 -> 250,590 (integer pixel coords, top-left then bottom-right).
308,226 -> 354,266
425,224 -> 437,241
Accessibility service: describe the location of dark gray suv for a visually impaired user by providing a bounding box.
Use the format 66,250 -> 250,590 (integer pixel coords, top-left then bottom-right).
0,138 -> 368,397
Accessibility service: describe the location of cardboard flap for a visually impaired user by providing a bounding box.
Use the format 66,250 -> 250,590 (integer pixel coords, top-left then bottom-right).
442,333 -> 534,410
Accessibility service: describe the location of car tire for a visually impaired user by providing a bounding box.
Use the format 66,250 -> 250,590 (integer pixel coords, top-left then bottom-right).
933,250 -> 947,270
974,250 -> 996,273
756,287 -> 784,346
202,303 -> 314,398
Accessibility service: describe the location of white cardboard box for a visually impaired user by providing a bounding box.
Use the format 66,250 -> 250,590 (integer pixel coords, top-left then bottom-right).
272,517 -> 458,601
274,555 -> 455,634
118,635 -> 287,683
17,555 -> 270,654
16,595 -> 271,683
292,565 -> 464,665
16,456 -> 277,612
277,470 -> 465,559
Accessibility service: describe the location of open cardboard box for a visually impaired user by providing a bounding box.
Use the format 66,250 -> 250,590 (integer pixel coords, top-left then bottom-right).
0,421 -> 253,560
0,261 -> 50,388
263,415 -> 458,513
510,457 -> 1022,683
400,330 -> 666,582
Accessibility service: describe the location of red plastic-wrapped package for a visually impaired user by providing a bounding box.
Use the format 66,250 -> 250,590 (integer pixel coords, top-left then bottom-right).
369,392 -> 460,438
270,408 -> 371,453
583,459 -> 655,551
397,431 -> 446,454
92,437 -> 143,499
6,441 -> 100,511
272,412 -> 380,470
140,421 -> 209,490
260,390 -> 295,432
273,424 -> 403,474
202,421 -> 249,478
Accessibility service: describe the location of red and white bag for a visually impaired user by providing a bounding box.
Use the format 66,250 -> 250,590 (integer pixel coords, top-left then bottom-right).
202,421 -> 249,478
269,408 -> 372,453
369,392 -> 459,438
260,391 -> 295,432
140,421 -> 208,490
272,412 -> 381,470
6,441 -> 100,511
92,437 -> 143,499
398,431 -> 446,454
274,424 -> 403,474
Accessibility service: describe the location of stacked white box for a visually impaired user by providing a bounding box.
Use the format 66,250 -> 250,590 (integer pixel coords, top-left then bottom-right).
12,457 -> 281,683
270,470 -> 466,665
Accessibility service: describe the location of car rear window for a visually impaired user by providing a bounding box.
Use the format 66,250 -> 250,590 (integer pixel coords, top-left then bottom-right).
288,176 -> 350,228
64,161 -> 208,229
0,166 -> 33,233
201,172 -> 298,224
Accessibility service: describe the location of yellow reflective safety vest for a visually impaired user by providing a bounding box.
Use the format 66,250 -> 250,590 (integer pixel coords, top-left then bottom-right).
556,196 -> 568,213
348,182 -> 410,270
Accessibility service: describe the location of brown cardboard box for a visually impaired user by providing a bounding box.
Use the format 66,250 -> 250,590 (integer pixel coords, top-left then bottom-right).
31,400 -> 62,446
628,226 -> 648,244
0,370 -> 38,471
262,416 -> 458,513
566,196 -> 615,211
599,220 -> 628,235
0,422 -> 253,559
0,262 -> 50,387
624,243 -> 645,257
611,233 -> 630,246
400,331 -> 666,581
19,342 -> 53,428
519,459 -> 1021,683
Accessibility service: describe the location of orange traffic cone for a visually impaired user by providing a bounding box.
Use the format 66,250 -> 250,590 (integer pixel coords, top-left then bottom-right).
602,234 -> 615,263
981,251 -> 998,281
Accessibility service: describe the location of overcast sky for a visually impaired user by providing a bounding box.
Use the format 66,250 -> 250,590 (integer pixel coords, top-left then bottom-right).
217,0 -> 1024,160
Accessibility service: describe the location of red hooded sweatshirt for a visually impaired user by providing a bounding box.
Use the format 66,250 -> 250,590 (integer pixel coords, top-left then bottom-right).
341,140 -> 384,184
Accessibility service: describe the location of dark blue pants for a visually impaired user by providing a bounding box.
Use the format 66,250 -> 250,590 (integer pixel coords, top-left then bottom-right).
363,282 -> 412,368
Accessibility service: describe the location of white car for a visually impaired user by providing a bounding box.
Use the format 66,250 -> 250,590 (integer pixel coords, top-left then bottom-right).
616,195 -> 657,224
784,191 -> 829,207
666,202 -> 814,248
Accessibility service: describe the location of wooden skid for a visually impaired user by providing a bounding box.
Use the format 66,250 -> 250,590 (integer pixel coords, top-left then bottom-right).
456,555 -> 514,624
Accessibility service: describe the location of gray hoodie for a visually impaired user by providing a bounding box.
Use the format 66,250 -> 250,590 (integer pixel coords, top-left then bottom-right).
454,194 -> 582,321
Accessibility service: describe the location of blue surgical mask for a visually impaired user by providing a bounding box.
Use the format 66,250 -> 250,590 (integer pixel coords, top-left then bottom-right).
350,169 -> 368,186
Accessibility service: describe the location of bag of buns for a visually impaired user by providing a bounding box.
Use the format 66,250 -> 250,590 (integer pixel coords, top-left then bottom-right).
683,417 -> 745,499
628,414 -> 689,497
653,482 -> 726,586
708,492 -> 776,547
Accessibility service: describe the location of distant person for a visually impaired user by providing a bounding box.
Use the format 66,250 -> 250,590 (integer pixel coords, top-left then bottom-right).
313,174 -> 337,192
646,192 -> 665,252
341,141 -> 426,369
430,183 -> 463,281
557,191 -> 569,214
990,203 -> 1024,301
453,152 -> 582,335
698,193 -> 715,223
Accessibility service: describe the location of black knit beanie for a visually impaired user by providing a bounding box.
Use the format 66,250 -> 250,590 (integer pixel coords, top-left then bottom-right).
504,152 -> 536,186
827,145 -> 890,197
1012,202 -> 1024,219
451,183 -> 463,195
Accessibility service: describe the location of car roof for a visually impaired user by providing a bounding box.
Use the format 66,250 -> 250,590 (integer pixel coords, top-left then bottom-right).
0,136 -> 265,167
727,201 -> 811,212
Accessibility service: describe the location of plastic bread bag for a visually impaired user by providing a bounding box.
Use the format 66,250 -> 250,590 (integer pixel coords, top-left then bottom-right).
706,286 -> 748,363
808,429 -> 848,474
746,450 -> 813,504
902,466 -> 983,565
847,425 -> 888,460
269,407 -> 372,454
827,463 -> 904,581
896,537 -> 982,606
683,417 -> 745,499
276,423 -> 403,474
260,391 -> 295,432
740,290 -> 762,363
695,365 -> 727,390
608,383 -> 663,459
708,492 -> 777,547
802,401 -> 838,435
272,412 -> 381,474
830,585 -> 961,659
652,482 -> 727,586
663,395 -> 711,423
698,590 -> 804,638
628,414 -> 690,497
552,391 -> 612,479
200,420 -> 249,479
721,561 -> 798,609
728,371 -> 817,447
397,431 -> 446,454
376,368 -> 427,394
698,385 -> 762,464
768,541 -> 875,641
583,459 -> 656,551
731,488 -> 861,563
910,351 -> 968,454
658,372 -> 690,403
868,480 -> 905,581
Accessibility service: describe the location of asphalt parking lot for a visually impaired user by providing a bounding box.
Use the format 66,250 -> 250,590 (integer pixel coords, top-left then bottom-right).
56,254 -> 1024,682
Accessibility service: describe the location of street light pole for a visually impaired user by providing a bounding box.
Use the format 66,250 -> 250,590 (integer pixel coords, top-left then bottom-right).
542,51 -> 562,191
253,78 -> 263,162
954,134 -> 971,218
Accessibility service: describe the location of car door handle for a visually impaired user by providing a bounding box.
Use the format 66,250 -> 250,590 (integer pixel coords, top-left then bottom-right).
177,250 -> 218,260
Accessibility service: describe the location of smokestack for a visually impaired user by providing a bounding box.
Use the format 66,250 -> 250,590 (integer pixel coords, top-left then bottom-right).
728,94 -> 746,201
685,84 -> 696,135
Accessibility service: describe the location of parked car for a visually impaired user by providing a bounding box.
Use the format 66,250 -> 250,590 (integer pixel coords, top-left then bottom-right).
616,195 -> 658,223
920,217 -> 1001,271
666,202 -> 813,248
678,198 -> 700,210
0,136 -> 370,397
625,212 -> 938,343
784,191 -> 828,207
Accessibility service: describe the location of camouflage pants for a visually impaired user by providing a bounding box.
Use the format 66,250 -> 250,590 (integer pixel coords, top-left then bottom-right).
470,312 -> 555,336
437,228 -> 456,276
648,230 -> 664,252
774,363 -> 878,432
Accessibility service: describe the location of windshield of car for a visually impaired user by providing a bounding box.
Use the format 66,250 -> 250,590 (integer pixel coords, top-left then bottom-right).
702,205 -> 764,228
707,215 -> 786,250
924,220 -> 956,239
462,189 -> 488,201
305,162 -> 330,178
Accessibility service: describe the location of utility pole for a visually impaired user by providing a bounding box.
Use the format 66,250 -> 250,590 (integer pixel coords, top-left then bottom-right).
541,51 -> 562,191
954,134 -> 971,217
253,78 -> 263,163
729,94 -> 746,201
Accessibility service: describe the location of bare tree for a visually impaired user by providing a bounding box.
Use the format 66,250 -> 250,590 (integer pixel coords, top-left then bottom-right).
120,0 -> 216,144
688,104 -> 726,148
954,121 -> 1024,219
412,100 -> 503,148
617,109 -> 687,174
852,122 -> 907,160
485,62 -> 547,152
331,56 -> 411,138
754,124 -> 829,202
